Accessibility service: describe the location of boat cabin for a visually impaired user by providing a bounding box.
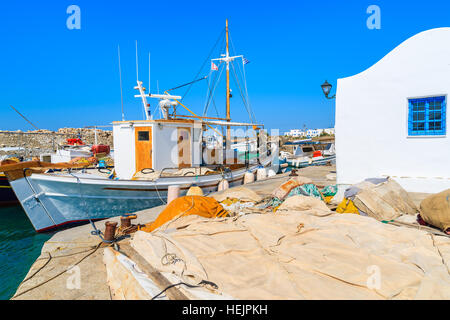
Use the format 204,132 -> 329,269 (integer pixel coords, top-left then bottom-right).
112,119 -> 207,179
113,117 -> 262,180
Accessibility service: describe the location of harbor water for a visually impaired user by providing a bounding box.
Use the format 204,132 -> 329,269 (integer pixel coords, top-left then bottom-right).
0,205 -> 52,300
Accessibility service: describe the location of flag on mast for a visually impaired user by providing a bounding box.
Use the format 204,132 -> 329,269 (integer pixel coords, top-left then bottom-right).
211,61 -> 219,71
243,57 -> 250,65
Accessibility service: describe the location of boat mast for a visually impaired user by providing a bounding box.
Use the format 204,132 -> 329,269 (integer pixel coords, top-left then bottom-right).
225,19 -> 231,149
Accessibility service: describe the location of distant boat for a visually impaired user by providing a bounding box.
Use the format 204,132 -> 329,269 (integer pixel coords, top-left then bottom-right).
282,141 -> 336,168
0,140 -> 112,207
0,20 -> 275,232
286,154 -> 336,168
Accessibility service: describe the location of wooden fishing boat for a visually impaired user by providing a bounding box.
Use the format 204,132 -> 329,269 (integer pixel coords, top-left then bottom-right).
0,20 -> 276,232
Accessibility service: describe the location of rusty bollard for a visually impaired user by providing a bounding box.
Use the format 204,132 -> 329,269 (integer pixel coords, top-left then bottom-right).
120,214 -> 137,229
289,169 -> 298,177
104,221 -> 118,242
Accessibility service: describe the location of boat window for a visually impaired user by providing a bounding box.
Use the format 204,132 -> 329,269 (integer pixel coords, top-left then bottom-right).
408,96 -> 446,136
302,147 -> 314,152
138,131 -> 150,141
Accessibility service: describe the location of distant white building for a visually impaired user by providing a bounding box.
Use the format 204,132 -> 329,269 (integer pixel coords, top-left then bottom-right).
284,129 -> 306,138
336,28 -> 450,194
307,129 -> 323,137
285,128 -> 334,138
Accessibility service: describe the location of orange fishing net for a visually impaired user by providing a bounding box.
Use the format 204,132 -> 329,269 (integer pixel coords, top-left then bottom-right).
139,196 -> 228,233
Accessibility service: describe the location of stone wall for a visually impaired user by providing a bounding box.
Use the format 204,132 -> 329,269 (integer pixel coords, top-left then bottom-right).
0,128 -> 113,158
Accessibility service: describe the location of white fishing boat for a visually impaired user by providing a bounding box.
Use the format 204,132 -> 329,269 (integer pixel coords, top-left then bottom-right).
0,20 -> 276,232
282,141 -> 336,168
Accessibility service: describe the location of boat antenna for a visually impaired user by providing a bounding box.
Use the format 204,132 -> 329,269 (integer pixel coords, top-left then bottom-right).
118,45 -> 125,121
225,19 -> 231,149
148,52 -> 152,94
134,40 -> 150,119
135,40 -> 139,81
9,105 -> 39,130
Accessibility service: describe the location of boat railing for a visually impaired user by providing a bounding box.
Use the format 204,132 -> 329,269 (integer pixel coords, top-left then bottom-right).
158,165 -> 232,179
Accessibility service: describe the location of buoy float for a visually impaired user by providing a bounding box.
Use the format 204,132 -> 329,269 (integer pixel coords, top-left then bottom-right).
256,166 -> 267,181
187,184 -> 204,196
244,171 -> 254,184
218,179 -> 229,191
167,185 -> 180,204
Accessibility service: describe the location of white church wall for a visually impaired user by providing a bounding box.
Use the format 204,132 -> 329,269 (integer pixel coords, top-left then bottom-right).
336,28 -> 450,193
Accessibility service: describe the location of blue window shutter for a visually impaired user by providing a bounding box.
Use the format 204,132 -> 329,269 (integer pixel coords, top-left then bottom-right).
408,96 -> 446,136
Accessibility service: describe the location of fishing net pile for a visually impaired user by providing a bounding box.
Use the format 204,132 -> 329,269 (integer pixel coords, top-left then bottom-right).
104,207 -> 450,299
103,176 -> 450,300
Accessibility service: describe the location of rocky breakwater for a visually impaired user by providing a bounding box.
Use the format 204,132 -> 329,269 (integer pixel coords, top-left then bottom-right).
0,128 -> 114,158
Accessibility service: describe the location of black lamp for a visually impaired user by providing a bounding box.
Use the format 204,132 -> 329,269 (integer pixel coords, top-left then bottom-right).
321,80 -> 335,99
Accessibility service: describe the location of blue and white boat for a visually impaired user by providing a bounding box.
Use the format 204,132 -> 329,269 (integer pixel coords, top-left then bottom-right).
0,20 -> 276,232
283,141 -> 336,168
4,159 -> 272,232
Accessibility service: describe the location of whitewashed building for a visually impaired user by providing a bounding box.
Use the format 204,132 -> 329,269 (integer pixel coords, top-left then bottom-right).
285,128 -> 334,138
284,129 -> 306,138
336,28 -> 450,194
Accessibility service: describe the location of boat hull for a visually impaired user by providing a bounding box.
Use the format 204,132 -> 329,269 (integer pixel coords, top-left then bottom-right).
9,159 -> 273,232
287,155 -> 336,168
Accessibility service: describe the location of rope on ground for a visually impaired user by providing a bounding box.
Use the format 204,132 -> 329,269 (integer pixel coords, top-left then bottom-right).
151,282 -> 200,300
11,242 -> 102,300
20,252 -> 52,285
151,280 -> 219,300
34,246 -> 101,261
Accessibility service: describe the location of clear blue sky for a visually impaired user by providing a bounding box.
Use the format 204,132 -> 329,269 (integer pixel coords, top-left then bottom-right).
0,0 -> 448,133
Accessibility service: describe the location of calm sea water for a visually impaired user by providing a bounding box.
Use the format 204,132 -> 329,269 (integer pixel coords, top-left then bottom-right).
0,205 -> 52,300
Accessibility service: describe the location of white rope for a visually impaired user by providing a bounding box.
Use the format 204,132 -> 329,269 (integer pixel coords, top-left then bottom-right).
202,69 -> 213,116
241,60 -> 256,122
229,34 -> 256,123
230,62 -> 254,123
204,62 -> 225,116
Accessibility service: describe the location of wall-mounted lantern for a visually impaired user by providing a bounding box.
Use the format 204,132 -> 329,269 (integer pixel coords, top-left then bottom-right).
321,80 -> 336,99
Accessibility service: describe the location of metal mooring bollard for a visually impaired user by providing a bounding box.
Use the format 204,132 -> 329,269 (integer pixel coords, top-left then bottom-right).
120,214 -> 137,228
289,169 -> 298,177
104,221 -> 118,242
